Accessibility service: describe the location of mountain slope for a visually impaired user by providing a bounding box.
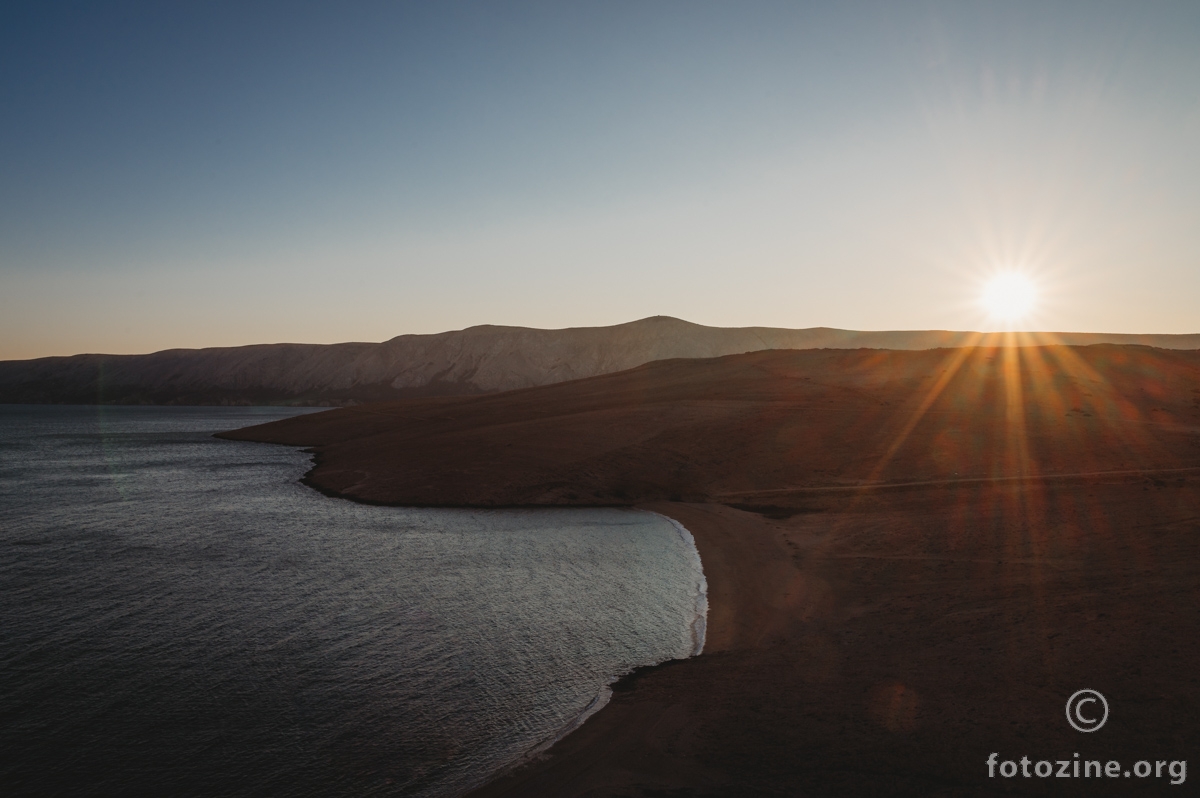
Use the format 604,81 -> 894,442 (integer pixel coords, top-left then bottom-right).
220,343 -> 1200,505
3,315 -> 1199,405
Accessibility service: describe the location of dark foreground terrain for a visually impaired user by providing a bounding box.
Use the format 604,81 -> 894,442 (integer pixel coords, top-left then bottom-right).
225,344 -> 1200,796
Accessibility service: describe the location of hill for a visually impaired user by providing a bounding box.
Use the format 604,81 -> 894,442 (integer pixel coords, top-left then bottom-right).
219,343 -> 1200,505
4,316 -> 1199,405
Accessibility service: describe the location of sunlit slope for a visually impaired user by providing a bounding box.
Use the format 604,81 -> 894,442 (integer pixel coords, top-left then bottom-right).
221,344 -> 1200,506
4,316 -> 1200,405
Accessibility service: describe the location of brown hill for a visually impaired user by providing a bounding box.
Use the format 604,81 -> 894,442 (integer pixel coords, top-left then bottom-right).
220,344 -> 1200,506
5,315 -> 1199,405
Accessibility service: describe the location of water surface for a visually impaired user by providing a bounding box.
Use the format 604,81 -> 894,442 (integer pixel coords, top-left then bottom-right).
0,405 -> 705,797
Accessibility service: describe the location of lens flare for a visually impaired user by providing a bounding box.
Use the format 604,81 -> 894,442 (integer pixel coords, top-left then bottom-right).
981,273 -> 1038,324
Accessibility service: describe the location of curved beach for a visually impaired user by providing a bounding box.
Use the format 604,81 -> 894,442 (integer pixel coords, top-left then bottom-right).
221,345 -> 1200,796
468,501 -> 798,796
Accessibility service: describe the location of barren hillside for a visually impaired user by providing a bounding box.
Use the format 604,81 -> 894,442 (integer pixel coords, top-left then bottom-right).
4,316 -> 1198,405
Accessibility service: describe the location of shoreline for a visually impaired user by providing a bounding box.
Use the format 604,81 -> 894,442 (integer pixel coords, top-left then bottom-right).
465,502 -> 792,796
221,429 -> 714,796
216,346 -> 1200,795
270,436 -> 728,796
647,510 -> 708,657
472,506 -> 711,794
464,486 -> 1200,796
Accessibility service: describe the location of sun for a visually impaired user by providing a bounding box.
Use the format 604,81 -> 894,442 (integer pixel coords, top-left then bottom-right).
980,272 -> 1038,325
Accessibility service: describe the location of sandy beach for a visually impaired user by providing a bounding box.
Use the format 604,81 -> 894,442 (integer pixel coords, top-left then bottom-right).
469,483 -> 1199,796
221,345 -> 1200,796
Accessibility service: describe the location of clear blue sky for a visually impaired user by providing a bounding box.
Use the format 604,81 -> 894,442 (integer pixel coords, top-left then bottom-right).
3,1 -> 1199,358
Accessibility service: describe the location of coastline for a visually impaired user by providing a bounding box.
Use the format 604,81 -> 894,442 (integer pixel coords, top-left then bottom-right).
469,506 -> 711,795
464,501 -> 800,797
647,510 -> 708,657
467,485 -> 1200,797
217,346 -> 1200,795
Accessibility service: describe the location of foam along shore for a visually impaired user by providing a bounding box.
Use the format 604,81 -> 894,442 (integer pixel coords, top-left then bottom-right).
651,511 -> 708,657
472,509 -> 709,795
466,501 -> 787,796
220,345 -> 1200,795
471,487 -> 1200,796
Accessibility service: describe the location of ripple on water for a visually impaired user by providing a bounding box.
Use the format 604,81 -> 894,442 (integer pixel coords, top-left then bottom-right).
0,405 -> 706,797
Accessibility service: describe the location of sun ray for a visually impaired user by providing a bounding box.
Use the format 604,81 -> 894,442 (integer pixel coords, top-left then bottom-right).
863,332 -> 987,485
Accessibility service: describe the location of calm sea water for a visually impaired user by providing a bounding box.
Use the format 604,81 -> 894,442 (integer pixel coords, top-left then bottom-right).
0,405 -> 706,797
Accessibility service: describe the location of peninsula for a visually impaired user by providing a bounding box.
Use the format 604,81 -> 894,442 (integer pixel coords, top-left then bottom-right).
221,344 -> 1200,795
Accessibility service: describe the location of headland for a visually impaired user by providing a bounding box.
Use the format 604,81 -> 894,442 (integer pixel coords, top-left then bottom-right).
221,344 -> 1200,796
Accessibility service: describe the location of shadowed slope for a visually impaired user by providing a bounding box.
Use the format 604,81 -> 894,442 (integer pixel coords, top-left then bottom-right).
220,345 -> 1200,506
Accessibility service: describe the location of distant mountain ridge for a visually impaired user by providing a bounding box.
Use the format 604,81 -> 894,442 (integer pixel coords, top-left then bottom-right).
3,316 -> 1199,406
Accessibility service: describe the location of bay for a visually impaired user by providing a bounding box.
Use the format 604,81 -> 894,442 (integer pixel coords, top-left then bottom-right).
0,405 -> 705,797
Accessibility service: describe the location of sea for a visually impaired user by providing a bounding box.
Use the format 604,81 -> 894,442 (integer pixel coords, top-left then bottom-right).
0,405 -> 707,797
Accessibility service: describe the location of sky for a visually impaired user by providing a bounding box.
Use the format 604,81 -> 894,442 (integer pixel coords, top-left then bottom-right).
2,1 -> 1199,359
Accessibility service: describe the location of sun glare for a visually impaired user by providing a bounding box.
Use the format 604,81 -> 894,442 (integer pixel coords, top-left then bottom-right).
981,272 -> 1038,325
